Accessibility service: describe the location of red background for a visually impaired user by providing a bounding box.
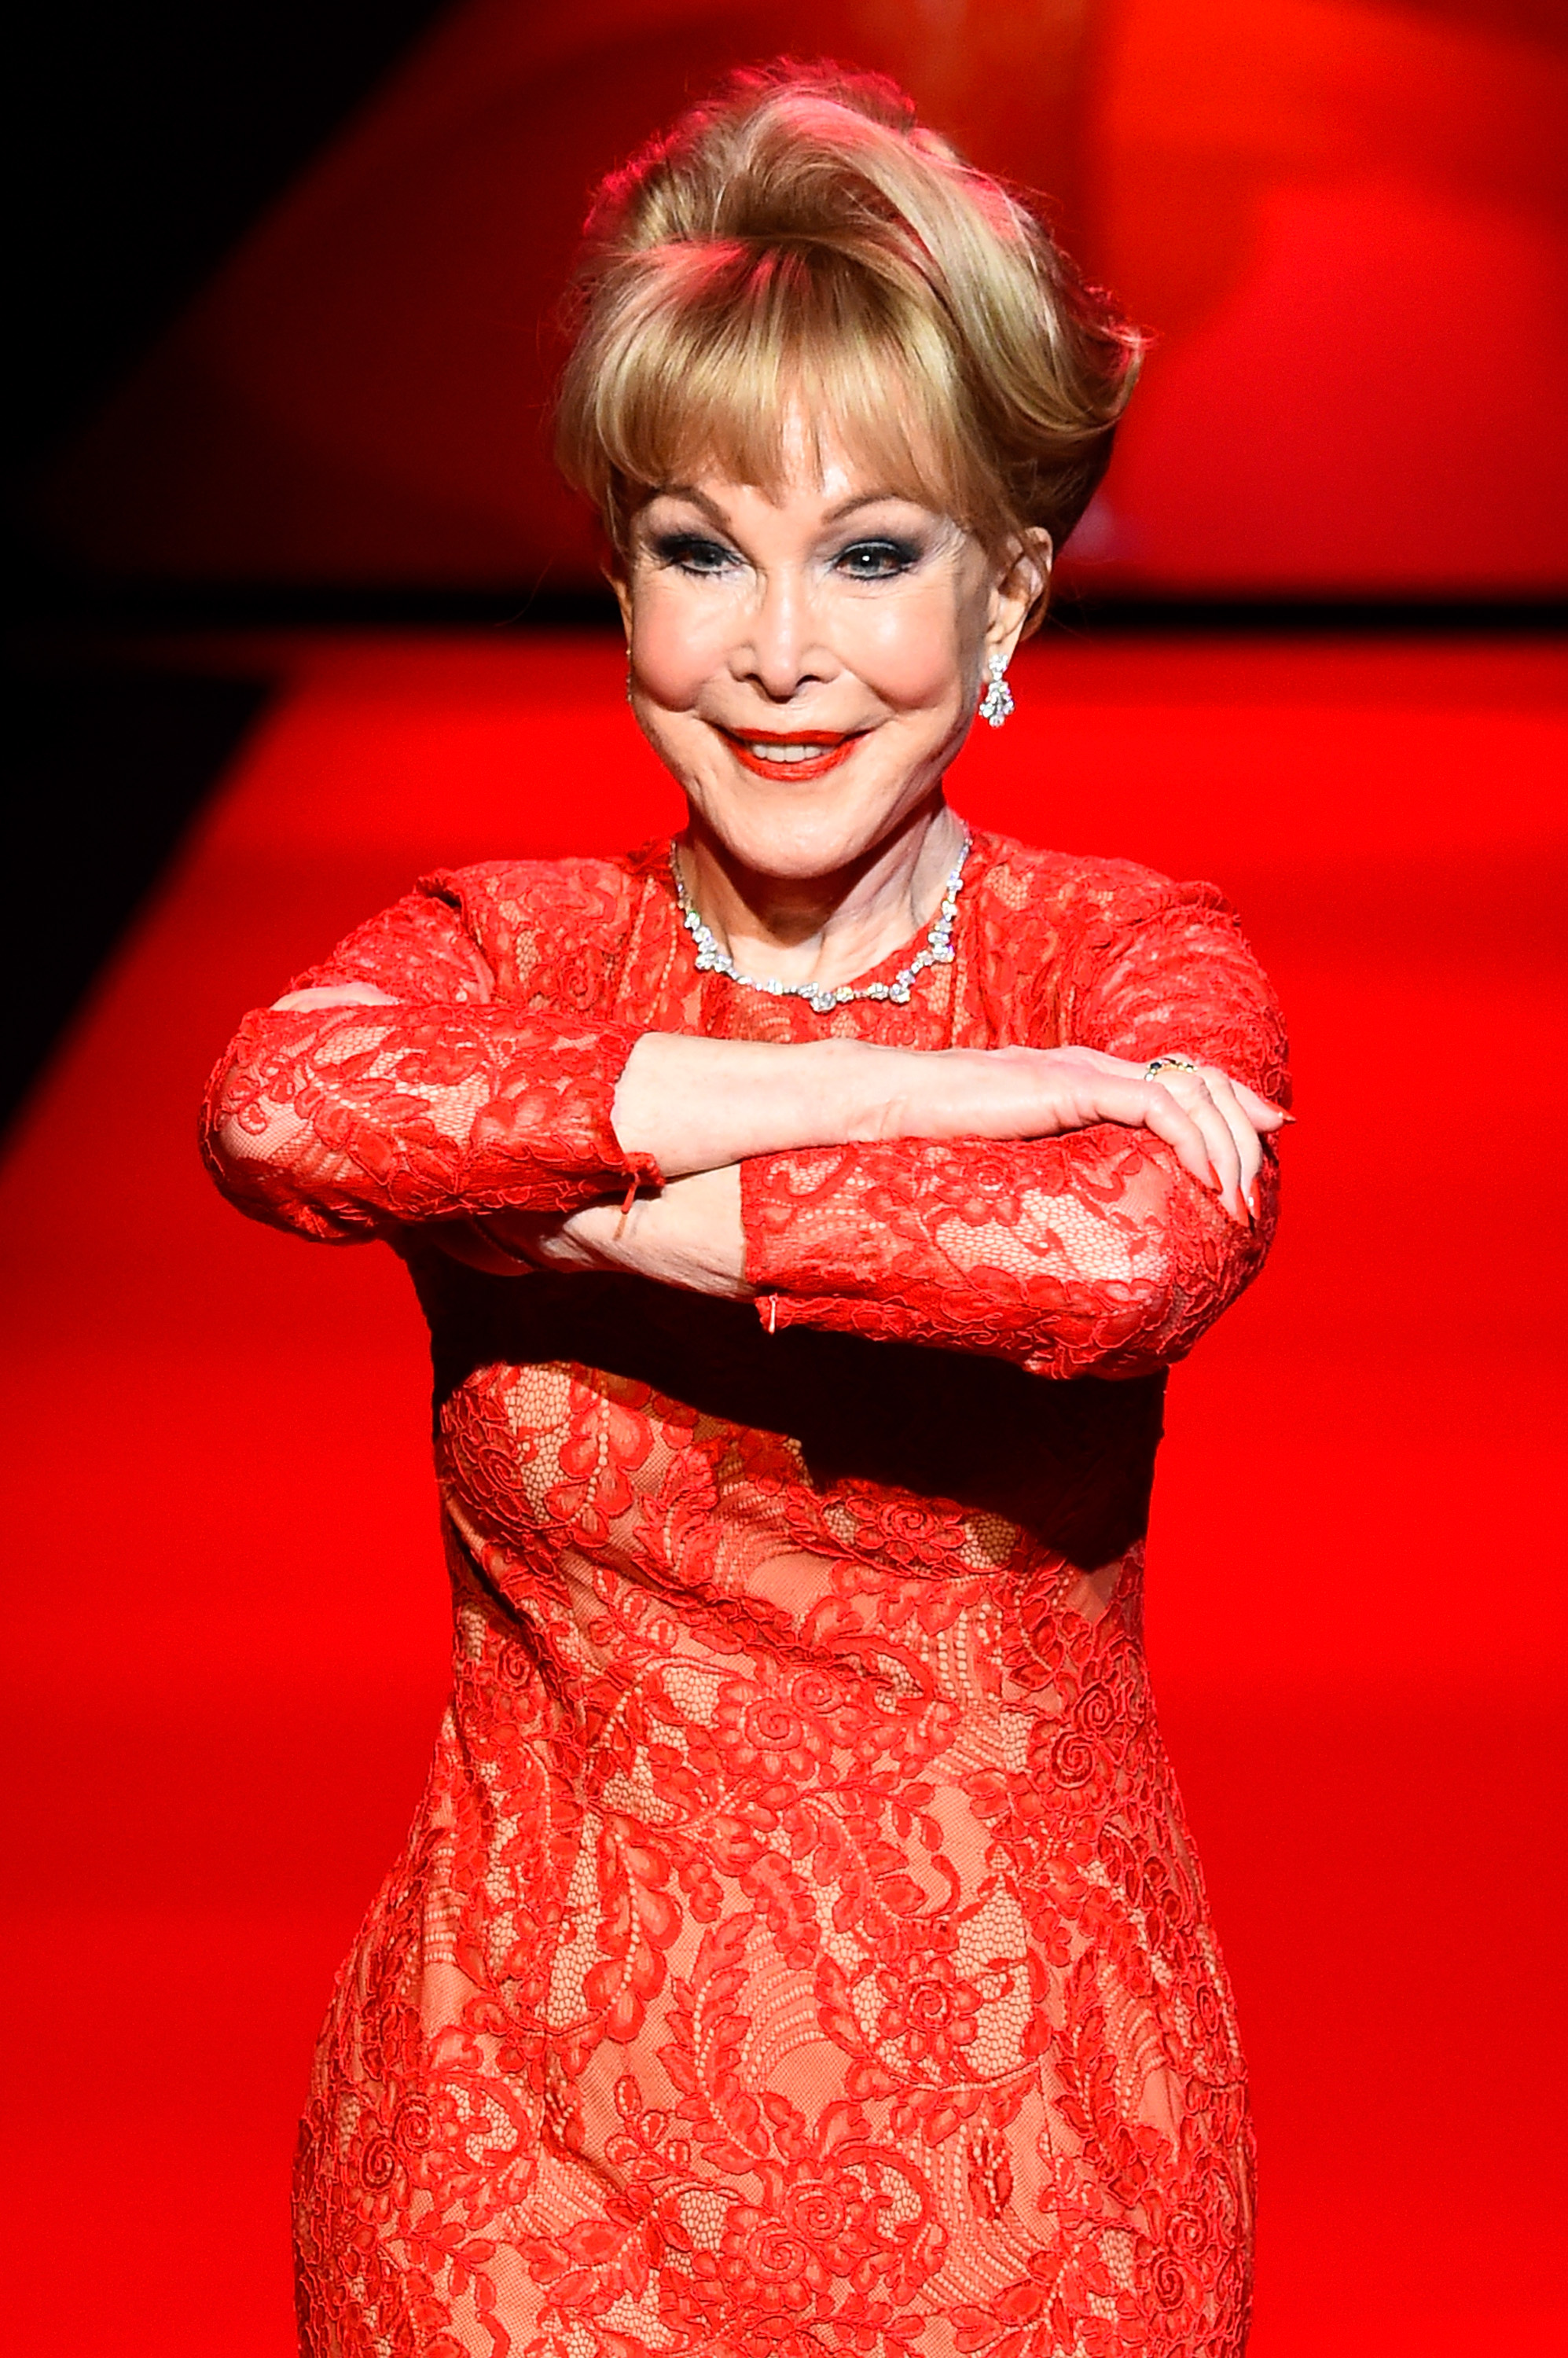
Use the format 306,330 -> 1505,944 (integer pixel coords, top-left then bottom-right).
31,0 -> 1568,597
4,4 -> 1566,2351
4,632 -> 1565,2351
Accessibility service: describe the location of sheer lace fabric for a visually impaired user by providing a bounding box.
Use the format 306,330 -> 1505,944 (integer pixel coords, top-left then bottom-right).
204,832 -> 1288,2358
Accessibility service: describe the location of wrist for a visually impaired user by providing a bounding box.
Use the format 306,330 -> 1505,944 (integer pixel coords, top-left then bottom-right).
786,1038 -> 911,1151
612,1033 -> 910,1172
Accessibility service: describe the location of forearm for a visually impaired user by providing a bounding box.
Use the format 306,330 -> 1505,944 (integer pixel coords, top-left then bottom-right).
740,1129 -> 1278,1378
610,1034 -> 920,1176
479,1165 -> 748,1296
205,1000 -> 655,1240
492,1035 -> 1273,1314
609,1032 -> 1250,1189
489,1127 -> 1270,1373
204,874 -> 670,1242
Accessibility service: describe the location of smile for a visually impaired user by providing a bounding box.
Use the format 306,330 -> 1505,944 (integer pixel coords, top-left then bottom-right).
718,727 -> 862,781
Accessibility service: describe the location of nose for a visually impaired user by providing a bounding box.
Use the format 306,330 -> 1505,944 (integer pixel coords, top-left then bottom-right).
731,566 -> 837,704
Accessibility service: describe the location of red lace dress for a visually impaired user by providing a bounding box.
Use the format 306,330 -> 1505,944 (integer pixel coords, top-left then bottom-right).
204,829 -> 1288,2358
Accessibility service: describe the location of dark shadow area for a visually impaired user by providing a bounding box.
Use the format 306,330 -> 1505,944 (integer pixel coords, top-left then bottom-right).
7,8 -> 1559,1144
10,2 -> 452,476
413,1251 -> 1167,1571
1047,589 -> 1568,637
10,583 -> 1568,636
10,584 -> 627,634
5,667 -> 274,1134
8,3 -> 454,1134
6,6 -> 454,629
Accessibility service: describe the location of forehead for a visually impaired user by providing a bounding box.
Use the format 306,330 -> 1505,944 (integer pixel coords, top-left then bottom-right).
639,410 -> 959,531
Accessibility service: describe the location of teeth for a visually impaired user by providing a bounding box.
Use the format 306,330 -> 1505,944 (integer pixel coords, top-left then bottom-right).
742,742 -> 837,763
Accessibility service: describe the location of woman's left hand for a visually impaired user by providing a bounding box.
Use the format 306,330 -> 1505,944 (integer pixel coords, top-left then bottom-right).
1115,1054 -> 1280,1225
450,1166 -> 749,1295
432,1047 -> 1279,1287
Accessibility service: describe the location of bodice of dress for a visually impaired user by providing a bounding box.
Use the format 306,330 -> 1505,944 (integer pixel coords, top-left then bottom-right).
203,831 -> 1288,2358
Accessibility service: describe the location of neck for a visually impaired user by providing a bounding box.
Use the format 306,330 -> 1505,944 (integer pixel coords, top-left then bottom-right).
678,799 -> 967,989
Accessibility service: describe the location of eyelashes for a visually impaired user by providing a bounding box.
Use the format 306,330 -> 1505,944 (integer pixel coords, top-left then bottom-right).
836,538 -> 921,578
645,531 -> 925,580
648,533 -> 734,574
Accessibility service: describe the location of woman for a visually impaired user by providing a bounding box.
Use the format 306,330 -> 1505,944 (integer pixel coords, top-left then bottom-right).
205,62 -> 1289,2358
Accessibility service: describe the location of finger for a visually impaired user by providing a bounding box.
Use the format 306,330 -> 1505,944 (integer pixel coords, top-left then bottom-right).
1110,1081 -> 1223,1193
1068,1050 -> 1288,1135
1199,1070 -> 1264,1219
1216,1084 -> 1264,1214
1177,1082 -> 1246,1218
1029,1059 -> 1258,1216
1140,1071 -> 1247,1221
272,982 -> 402,1013
1229,1077 -> 1290,1131
1054,1067 -> 1217,1185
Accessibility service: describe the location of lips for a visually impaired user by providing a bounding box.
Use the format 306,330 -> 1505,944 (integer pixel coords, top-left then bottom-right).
716,726 -> 862,782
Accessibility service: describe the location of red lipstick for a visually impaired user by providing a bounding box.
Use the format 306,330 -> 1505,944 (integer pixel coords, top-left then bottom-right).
718,725 -> 862,782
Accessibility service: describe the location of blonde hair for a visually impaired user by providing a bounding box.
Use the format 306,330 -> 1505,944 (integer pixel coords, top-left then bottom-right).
554,61 -> 1142,598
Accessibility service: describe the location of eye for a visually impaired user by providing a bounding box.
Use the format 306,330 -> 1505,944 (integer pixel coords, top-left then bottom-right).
835,538 -> 920,579
651,532 -> 739,576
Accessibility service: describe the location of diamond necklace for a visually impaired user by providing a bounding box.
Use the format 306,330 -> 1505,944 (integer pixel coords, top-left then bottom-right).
670,829 -> 972,1016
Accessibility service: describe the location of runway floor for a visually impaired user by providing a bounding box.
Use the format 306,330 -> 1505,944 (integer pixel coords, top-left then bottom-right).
3,628 -> 1564,2352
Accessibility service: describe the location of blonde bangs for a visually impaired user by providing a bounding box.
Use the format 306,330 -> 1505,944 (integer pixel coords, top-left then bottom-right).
553,63 -> 1144,580
560,240 -> 991,550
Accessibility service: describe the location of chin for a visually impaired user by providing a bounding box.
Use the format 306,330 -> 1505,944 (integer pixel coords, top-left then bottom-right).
707,807 -> 897,882
694,777 -> 944,883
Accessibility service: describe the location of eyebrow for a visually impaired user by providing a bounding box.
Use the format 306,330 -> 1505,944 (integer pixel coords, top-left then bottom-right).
646,484 -> 924,531
823,490 -> 916,523
649,484 -> 731,528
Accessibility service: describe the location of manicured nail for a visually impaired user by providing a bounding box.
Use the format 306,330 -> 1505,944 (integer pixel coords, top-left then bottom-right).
1245,1183 -> 1260,1222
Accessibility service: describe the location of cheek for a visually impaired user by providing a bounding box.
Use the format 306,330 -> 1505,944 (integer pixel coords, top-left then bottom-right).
846,586 -> 977,716
626,564 -> 986,729
630,581 -> 726,708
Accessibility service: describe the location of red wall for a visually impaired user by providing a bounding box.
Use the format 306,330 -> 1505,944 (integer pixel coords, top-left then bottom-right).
38,0 -> 1568,593
6,630 -> 1566,2352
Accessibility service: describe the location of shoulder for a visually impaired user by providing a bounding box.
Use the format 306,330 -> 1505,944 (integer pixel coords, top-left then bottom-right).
968,832 -> 1281,1079
420,850 -> 648,939
417,848 -> 653,1001
972,831 -> 1232,945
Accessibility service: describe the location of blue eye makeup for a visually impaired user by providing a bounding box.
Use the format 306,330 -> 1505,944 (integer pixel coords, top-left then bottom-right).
643,524 -> 928,579
648,532 -> 737,575
833,537 -> 923,578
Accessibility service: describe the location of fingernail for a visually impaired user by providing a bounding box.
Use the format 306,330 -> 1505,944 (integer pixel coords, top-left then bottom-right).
1245,1182 -> 1260,1221
1206,1159 -> 1224,1192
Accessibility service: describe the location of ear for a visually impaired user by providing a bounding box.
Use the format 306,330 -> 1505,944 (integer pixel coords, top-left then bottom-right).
606,562 -> 633,640
985,529 -> 1053,663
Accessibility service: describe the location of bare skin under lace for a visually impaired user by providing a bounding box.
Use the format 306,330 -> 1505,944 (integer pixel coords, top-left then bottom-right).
204,826 -> 1288,2356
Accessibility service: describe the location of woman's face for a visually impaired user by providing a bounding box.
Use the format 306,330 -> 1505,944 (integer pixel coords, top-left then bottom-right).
619,429 -> 1043,881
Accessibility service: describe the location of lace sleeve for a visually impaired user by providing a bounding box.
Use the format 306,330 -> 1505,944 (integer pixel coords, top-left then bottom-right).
740,878 -> 1289,1379
200,874 -> 657,1243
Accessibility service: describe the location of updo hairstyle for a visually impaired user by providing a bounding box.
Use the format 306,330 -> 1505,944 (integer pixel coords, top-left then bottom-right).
554,60 -> 1142,608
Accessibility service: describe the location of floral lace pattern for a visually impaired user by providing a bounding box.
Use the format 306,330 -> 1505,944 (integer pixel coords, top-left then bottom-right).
202,832 -> 1288,2356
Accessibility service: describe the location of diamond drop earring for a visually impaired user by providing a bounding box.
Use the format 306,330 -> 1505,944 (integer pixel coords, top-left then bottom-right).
979,652 -> 1015,729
